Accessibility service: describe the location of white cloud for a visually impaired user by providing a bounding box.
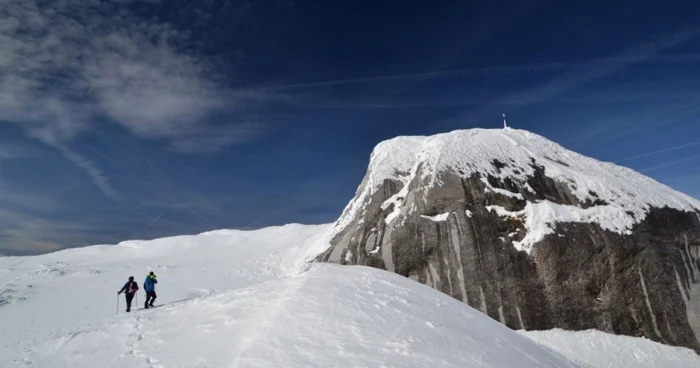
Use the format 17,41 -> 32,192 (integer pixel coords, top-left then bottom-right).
0,0 -> 260,146
83,26 -> 227,138
0,0 -> 264,198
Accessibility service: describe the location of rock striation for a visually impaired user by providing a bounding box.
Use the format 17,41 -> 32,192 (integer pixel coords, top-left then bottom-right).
317,128 -> 700,352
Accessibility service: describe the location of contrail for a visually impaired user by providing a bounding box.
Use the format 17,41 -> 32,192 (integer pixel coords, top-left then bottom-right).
500,28 -> 700,106
147,213 -> 164,227
266,52 -> 700,90
446,27 -> 700,126
615,140 -> 700,163
88,133 -> 222,229
124,212 -> 164,241
290,92 -> 700,109
639,154 -> 700,173
52,144 -> 120,202
271,61 -> 571,89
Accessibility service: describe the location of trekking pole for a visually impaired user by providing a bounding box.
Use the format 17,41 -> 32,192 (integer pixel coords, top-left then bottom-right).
117,294 -> 119,315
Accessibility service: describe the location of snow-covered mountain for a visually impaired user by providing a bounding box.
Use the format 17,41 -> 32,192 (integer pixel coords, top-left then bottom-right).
2,224 -> 700,367
317,128 -> 700,352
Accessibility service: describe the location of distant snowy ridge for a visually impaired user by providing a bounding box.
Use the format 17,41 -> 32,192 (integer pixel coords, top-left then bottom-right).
331,128 -> 700,253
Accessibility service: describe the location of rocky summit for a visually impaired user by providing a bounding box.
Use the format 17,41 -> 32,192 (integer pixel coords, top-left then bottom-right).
317,128 -> 700,352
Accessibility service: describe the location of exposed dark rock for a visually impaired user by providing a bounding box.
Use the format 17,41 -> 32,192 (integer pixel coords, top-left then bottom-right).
492,159 -> 508,172
318,130 -> 700,353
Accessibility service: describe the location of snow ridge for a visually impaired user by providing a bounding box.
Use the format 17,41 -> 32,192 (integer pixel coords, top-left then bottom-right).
332,128 -> 700,253
3,221 -> 700,367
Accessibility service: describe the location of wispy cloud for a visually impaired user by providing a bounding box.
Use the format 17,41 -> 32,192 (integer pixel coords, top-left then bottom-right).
285,92 -> 700,110
270,52 -> 700,91
52,143 -> 121,201
0,143 -> 30,159
168,122 -> 270,153
0,0 -> 269,197
573,101 -> 700,147
0,180 -> 60,213
502,28 -> 700,103
441,27 -> 700,126
271,62 -> 574,90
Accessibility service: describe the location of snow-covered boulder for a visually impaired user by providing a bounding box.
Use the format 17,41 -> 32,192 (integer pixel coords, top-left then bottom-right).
316,128 -> 700,352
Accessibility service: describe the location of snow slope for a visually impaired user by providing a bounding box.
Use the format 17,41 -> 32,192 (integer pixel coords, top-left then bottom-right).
331,128 -> 700,253
20,265 -> 586,368
0,223 -> 329,365
522,329 -> 700,368
2,224 -> 699,367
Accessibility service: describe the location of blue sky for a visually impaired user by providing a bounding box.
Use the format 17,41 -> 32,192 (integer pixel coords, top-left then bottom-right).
1,0 -> 699,255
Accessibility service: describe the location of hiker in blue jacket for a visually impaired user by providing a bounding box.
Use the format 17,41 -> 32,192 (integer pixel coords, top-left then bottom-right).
118,276 -> 139,312
144,271 -> 158,309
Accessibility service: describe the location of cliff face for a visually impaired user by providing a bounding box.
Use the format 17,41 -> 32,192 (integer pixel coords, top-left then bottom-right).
317,128 -> 700,352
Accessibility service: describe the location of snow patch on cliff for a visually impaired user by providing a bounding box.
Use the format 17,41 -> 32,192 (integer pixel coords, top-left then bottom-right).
332,128 -> 700,252
481,177 -> 525,199
486,201 -> 636,253
421,213 -> 451,222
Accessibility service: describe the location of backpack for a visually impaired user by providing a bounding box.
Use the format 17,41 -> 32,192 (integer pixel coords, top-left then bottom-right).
128,281 -> 139,295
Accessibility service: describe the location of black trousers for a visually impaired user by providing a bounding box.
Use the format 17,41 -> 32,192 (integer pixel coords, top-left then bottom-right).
125,293 -> 134,312
145,291 -> 157,308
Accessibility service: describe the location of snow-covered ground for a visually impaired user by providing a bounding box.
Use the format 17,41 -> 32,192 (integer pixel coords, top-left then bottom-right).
1,224 -> 699,367
522,329 -> 700,368
0,224 -> 328,366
